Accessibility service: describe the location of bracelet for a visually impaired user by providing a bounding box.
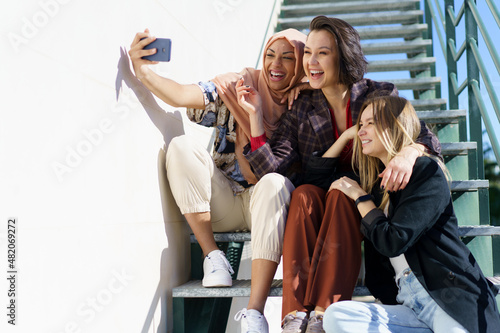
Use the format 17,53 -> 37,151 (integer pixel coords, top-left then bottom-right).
355,194 -> 373,206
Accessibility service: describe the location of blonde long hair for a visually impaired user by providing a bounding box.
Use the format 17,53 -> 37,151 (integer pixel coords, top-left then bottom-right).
353,95 -> 447,209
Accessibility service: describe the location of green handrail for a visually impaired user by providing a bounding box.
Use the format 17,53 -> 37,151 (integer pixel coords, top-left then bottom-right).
424,0 -> 500,174
427,0 -> 447,58
467,0 -> 500,73
486,0 -> 500,29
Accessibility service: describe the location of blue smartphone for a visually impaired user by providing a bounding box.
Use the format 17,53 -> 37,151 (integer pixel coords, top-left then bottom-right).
141,38 -> 171,62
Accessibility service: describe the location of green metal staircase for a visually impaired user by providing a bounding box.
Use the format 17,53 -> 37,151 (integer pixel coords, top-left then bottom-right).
172,1 -> 500,331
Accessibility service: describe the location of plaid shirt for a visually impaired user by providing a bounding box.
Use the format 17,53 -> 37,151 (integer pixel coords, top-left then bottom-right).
244,79 -> 441,185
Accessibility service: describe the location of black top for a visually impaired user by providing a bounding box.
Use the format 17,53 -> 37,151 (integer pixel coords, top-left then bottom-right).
362,157 -> 500,333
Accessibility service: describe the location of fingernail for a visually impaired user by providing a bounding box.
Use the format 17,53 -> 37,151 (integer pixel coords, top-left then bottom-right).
381,185 -> 385,190
246,85 -> 250,88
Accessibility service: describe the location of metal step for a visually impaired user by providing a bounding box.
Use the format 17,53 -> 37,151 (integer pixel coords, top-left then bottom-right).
451,179 -> 489,192
367,57 -> 436,72
173,275 -> 500,298
415,109 -> 466,123
441,142 -> 477,156
281,0 -> 420,17
191,232 -> 252,243
410,98 -> 447,110
362,39 -> 432,55
416,110 -> 467,143
172,279 -> 371,298
459,226 -> 500,237
278,10 -> 423,30
191,222 -> 498,244
441,142 -> 477,181
357,24 -> 428,40
386,77 -> 441,91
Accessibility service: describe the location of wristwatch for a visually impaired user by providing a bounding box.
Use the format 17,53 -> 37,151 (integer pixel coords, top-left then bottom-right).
355,194 -> 373,207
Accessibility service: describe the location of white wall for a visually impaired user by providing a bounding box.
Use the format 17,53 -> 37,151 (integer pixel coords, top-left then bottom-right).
0,0 -> 282,332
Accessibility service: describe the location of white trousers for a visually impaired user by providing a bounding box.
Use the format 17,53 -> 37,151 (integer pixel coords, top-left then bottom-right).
165,135 -> 295,263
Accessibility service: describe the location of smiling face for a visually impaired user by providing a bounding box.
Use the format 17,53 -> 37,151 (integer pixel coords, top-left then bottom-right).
357,104 -> 389,164
303,29 -> 340,90
264,39 -> 296,91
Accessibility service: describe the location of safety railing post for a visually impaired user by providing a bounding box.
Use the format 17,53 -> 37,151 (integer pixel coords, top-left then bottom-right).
465,0 -> 484,178
445,0 -> 459,110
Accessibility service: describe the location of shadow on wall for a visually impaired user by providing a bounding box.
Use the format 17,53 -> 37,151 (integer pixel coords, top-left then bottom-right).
115,47 -> 191,333
115,46 -> 185,146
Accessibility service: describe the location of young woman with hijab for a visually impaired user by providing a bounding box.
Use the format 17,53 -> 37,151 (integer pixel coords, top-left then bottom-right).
237,16 -> 441,332
324,95 -> 500,333
129,28 -> 306,332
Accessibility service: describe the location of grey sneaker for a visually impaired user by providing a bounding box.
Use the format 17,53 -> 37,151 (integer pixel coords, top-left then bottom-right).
282,311 -> 307,333
305,311 -> 325,333
202,249 -> 234,287
234,308 -> 269,333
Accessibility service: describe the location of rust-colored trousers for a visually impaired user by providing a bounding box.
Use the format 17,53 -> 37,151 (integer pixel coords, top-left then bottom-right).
282,184 -> 363,318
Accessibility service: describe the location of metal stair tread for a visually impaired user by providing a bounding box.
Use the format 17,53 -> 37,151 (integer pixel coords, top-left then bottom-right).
451,179 -> 489,191
415,109 -> 466,123
362,39 -> 432,55
385,77 -> 441,90
441,142 -> 477,155
459,226 -> 500,237
277,10 -> 423,29
172,279 -> 371,298
367,57 -> 436,72
191,224 -> 497,244
357,24 -> 428,39
410,98 -> 447,110
281,0 -> 420,17
173,277 -> 500,298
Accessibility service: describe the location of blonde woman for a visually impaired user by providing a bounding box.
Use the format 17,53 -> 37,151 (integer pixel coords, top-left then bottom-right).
325,95 -> 500,333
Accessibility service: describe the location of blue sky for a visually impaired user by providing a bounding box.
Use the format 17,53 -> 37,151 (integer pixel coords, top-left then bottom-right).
429,0 -> 499,162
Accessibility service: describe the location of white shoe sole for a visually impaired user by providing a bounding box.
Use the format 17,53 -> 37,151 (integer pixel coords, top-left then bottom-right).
202,277 -> 232,288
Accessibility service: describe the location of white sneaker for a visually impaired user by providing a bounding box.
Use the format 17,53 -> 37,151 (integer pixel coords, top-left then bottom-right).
234,308 -> 269,333
282,311 -> 307,333
305,311 -> 325,333
202,249 -> 234,287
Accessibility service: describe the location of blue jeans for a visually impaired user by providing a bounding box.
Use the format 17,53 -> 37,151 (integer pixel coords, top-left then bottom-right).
323,269 -> 468,332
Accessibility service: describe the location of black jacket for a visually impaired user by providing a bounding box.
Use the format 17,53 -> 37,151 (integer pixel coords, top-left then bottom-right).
362,157 -> 500,333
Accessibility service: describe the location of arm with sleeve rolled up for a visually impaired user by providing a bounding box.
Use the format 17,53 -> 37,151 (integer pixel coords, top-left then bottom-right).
129,30 -> 205,110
